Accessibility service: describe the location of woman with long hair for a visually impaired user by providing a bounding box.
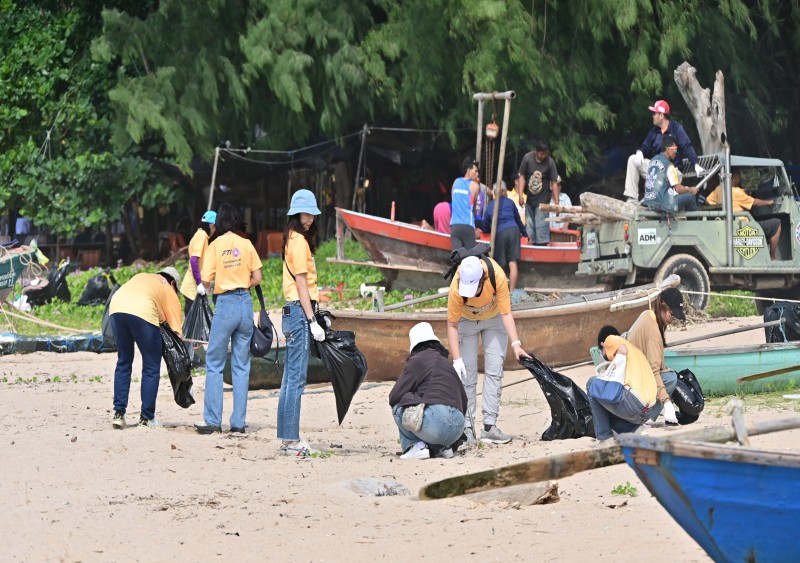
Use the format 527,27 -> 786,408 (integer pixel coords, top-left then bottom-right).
194,203 -> 262,434
180,210 -> 217,314
389,322 -> 467,460
625,287 -> 686,425
278,189 -> 325,456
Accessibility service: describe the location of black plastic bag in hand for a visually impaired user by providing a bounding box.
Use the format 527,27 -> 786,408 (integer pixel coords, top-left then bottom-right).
159,323 -> 195,408
520,355 -> 595,440
183,295 -> 213,366
100,283 -> 120,347
314,330 -> 367,424
77,270 -> 115,306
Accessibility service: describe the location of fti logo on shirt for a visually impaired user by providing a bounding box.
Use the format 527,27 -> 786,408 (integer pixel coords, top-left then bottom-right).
222,247 -> 241,258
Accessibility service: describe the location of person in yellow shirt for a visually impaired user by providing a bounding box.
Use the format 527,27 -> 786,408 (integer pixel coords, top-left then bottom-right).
588,325 -> 658,440
194,204 -> 262,434
447,255 -> 531,445
278,189 -> 325,456
109,267 -> 183,429
180,210 -> 217,313
706,168 -> 781,259
507,172 -> 527,227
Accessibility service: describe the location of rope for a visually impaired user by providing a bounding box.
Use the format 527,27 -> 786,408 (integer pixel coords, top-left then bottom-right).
0,306 -> 85,333
681,289 -> 800,305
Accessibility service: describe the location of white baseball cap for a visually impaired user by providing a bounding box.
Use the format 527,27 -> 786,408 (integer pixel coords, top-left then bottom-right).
458,256 -> 484,298
408,322 -> 440,352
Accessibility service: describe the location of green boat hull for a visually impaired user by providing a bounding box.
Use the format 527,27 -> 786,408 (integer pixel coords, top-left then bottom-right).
591,342 -> 800,396
194,346 -> 330,390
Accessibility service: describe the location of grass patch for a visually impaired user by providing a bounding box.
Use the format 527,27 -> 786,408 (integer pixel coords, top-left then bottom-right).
706,290 -> 758,318
704,389 -> 800,416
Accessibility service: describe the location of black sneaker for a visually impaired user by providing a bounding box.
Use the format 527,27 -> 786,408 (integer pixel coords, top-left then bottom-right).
112,411 -> 126,429
194,421 -> 222,434
229,427 -> 245,434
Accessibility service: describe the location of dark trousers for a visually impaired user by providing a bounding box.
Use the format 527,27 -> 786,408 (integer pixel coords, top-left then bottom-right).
111,313 -> 162,420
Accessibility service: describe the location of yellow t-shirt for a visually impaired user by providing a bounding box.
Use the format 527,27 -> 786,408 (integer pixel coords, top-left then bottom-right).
180,229 -> 209,299
447,257 -> 511,322
109,272 -> 183,335
507,188 -> 526,225
602,334 -> 658,406
283,230 -> 319,302
201,232 -> 262,294
706,185 -> 755,211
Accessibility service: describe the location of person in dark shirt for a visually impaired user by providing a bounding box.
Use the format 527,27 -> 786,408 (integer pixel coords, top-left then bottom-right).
388,322 -> 467,460
624,99 -> 702,203
518,139 -> 559,245
481,181 -> 526,292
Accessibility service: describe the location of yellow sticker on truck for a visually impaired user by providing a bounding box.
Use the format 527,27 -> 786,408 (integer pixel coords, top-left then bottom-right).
733,225 -> 763,259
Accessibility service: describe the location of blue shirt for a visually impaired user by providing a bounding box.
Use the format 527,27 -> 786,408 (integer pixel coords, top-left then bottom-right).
481,196 -> 526,234
640,119 -> 698,166
450,177 -> 475,228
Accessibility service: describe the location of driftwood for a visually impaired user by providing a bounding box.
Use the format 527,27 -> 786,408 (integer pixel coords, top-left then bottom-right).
579,192 -> 637,221
545,214 -> 600,225
539,203 -> 584,214
674,62 -> 726,154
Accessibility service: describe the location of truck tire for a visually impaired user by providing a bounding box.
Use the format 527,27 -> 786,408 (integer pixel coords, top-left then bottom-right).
654,254 -> 710,310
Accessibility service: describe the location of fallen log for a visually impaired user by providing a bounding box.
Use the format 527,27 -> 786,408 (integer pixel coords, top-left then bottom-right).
538,203 -> 584,214
580,192 -> 637,221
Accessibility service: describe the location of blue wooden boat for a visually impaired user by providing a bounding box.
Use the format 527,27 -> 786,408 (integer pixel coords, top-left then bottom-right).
590,341 -> 800,396
618,433 -> 800,563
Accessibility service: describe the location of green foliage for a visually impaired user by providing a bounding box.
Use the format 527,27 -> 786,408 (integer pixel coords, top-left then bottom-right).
706,291 -> 757,318
611,481 -> 638,497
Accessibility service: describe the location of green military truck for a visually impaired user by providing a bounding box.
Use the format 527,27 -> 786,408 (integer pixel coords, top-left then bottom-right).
577,151 -> 800,310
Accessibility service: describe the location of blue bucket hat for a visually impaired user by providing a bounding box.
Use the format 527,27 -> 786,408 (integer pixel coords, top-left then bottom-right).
287,189 -> 321,216
201,210 -> 217,224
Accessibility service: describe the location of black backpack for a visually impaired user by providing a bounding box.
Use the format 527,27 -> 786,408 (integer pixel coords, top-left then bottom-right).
444,242 -> 496,303
672,369 -> 705,425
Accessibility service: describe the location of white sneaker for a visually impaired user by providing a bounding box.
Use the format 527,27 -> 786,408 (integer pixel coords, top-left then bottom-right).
434,447 -> 454,459
399,441 -> 430,460
480,425 -> 513,444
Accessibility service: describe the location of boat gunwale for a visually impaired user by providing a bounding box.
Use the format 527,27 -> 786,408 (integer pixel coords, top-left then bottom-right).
619,434 -> 800,468
666,341 -> 800,357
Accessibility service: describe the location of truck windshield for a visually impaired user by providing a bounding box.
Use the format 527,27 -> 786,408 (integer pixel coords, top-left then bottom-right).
740,166 -> 791,197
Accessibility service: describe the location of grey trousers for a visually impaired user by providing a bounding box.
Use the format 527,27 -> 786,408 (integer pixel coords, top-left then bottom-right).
458,314 -> 508,428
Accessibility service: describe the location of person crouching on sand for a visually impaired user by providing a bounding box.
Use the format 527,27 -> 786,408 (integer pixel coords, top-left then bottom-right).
389,322 -> 467,460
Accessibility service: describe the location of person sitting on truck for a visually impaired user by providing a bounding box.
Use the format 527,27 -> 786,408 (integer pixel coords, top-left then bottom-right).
624,99 -> 702,203
643,135 -> 700,213
706,168 -> 781,260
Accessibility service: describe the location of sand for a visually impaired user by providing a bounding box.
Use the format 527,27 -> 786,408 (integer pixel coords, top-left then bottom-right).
1,315 -> 798,562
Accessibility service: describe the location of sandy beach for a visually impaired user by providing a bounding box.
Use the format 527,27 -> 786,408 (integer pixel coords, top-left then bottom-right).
1,314 -> 798,562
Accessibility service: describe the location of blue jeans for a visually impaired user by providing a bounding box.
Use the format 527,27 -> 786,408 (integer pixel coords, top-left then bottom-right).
650,370 -> 678,421
277,301 -> 311,441
587,376 -> 656,440
111,313 -> 162,420
392,404 -> 465,451
525,205 -> 550,244
674,192 -> 698,212
203,289 -> 253,429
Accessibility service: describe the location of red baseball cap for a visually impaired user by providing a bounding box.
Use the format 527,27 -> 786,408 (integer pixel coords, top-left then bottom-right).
648,100 -> 670,114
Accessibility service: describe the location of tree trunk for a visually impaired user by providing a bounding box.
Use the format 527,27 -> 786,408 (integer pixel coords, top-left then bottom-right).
673,62 -> 726,153
579,192 -> 637,221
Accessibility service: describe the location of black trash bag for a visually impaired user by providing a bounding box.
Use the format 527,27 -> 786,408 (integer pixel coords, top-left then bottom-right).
764,301 -> 800,343
159,323 -> 195,408
77,270 -> 115,306
100,283 -> 121,346
24,259 -> 72,306
673,369 -> 705,425
183,294 -> 213,366
520,355 -> 595,440
314,329 -> 368,424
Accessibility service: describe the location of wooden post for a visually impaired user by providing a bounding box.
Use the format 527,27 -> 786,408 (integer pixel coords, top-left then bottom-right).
206,147 -> 220,211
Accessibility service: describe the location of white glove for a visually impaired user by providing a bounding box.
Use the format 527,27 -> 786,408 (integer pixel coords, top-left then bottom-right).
453,357 -> 467,383
663,400 -> 679,425
309,321 -> 325,342
633,150 -> 644,167
695,163 -> 705,176
196,283 -> 206,296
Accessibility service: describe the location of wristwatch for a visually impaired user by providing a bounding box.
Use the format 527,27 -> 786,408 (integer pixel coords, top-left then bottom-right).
307,317 -> 315,324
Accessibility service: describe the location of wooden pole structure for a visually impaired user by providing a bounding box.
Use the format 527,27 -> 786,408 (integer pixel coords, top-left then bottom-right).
473,91 -> 516,258
206,147 -> 220,211
351,124 -> 368,211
